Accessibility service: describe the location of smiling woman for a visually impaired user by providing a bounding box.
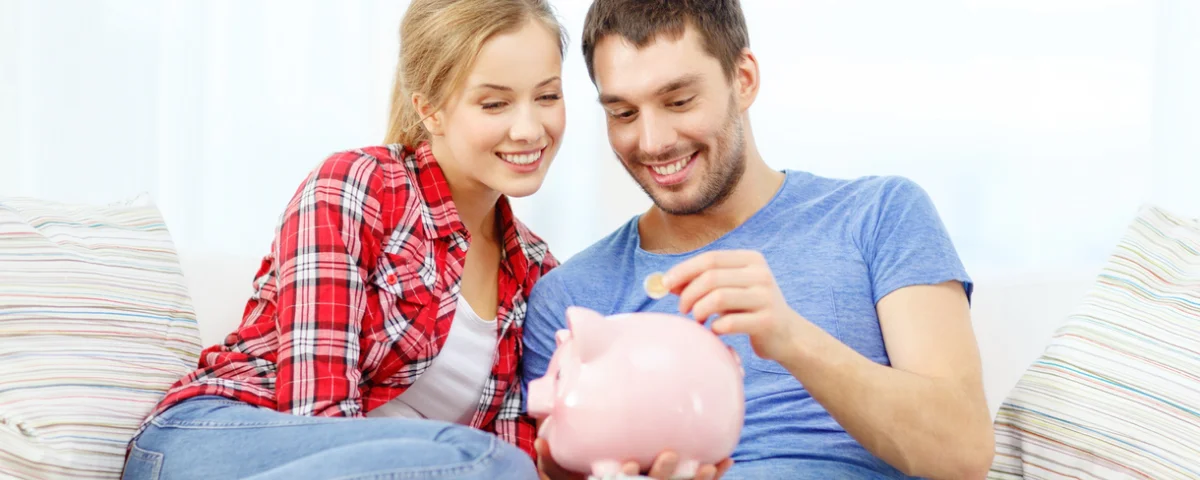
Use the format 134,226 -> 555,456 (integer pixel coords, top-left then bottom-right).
116,1 -> 569,479
389,1 -> 567,201
410,22 -> 566,201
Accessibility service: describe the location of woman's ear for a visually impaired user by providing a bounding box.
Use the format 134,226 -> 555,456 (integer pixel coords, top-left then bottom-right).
734,48 -> 760,112
412,93 -> 444,136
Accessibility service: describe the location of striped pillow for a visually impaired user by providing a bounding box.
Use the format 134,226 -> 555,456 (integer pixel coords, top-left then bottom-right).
0,196 -> 201,479
990,205 -> 1200,479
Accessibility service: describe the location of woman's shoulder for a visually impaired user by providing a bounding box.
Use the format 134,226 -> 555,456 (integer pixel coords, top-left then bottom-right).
288,144 -> 424,226
306,144 -> 414,182
297,144 -> 425,204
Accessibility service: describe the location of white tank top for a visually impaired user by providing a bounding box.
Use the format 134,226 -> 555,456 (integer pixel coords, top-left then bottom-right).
367,295 -> 498,424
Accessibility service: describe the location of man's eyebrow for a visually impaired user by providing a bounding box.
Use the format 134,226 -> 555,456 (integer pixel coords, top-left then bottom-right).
598,74 -> 703,105
655,74 -> 702,96
473,76 -> 561,93
599,93 -> 625,105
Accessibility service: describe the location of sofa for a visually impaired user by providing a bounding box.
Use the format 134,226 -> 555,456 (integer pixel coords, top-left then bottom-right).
1,195 -> 1196,479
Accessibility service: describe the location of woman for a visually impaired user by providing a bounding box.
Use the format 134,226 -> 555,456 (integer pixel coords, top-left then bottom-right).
123,1 -> 565,479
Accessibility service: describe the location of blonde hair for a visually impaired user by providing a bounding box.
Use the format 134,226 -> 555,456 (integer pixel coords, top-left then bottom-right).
384,0 -> 567,147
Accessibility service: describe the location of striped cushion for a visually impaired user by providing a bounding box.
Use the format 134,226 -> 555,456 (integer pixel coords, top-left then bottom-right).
990,205 -> 1200,479
0,196 -> 201,479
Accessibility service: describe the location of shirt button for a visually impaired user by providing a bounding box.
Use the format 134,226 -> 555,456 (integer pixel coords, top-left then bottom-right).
386,273 -> 397,285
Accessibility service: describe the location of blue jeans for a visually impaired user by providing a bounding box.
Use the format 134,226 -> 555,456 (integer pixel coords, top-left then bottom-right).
122,396 -> 537,480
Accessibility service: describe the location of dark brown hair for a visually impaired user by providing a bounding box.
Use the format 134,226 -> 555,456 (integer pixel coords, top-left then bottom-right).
581,0 -> 750,82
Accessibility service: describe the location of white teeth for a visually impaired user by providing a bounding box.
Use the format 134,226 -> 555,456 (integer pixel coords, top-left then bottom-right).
651,155 -> 691,175
500,151 -> 540,165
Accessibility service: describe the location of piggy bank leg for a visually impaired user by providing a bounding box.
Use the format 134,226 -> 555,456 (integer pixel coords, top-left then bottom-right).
587,474 -> 653,480
670,459 -> 700,479
589,460 -> 623,478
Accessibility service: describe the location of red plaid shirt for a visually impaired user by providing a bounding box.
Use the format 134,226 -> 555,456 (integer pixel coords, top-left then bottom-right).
143,142 -> 557,458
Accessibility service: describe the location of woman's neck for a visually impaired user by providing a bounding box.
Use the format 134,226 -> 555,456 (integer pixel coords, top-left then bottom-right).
430,139 -> 501,243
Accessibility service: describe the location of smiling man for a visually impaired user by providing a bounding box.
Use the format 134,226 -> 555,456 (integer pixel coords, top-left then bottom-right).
521,1 -> 995,479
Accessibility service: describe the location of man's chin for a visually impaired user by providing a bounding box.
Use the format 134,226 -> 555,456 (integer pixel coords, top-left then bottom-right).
650,193 -> 707,216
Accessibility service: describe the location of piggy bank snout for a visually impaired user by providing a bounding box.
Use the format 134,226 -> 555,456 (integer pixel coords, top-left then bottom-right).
527,376 -> 555,419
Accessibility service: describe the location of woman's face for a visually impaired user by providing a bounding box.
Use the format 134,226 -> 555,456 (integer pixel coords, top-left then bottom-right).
428,19 -> 566,199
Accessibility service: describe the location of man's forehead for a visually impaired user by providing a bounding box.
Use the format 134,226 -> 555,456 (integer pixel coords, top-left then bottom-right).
593,28 -> 713,99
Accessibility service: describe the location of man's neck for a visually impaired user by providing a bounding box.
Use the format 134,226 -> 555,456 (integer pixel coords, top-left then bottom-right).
638,148 -> 784,254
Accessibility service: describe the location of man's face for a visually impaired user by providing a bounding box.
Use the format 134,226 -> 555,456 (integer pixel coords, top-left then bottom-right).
591,26 -> 747,215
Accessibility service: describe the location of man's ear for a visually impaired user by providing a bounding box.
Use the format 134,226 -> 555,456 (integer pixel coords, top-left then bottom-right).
734,48 -> 760,112
412,93 -> 444,136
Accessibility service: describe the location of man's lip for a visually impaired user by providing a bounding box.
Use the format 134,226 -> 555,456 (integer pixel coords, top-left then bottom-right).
640,151 -> 697,167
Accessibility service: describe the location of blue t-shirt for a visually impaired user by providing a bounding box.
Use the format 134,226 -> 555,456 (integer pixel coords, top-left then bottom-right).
521,171 -> 973,479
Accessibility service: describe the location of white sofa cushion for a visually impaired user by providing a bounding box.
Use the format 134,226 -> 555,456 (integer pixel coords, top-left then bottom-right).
0,195 -> 201,479
990,205 -> 1200,479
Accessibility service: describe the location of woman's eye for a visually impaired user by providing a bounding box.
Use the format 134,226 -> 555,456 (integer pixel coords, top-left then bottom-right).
482,102 -> 506,110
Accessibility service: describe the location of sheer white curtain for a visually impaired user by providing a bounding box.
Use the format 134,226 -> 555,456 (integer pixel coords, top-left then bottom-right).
2,0 -> 1197,279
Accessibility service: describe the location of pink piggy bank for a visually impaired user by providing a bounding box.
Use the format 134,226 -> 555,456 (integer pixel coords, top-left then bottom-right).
526,306 -> 745,478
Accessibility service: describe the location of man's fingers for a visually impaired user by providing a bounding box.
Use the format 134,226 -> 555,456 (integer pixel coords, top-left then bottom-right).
647,451 -> 679,479
676,268 -> 757,313
535,438 -> 577,480
714,458 -> 734,478
694,465 -> 718,480
663,250 -> 760,291
710,312 -> 760,336
691,287 -> 766,323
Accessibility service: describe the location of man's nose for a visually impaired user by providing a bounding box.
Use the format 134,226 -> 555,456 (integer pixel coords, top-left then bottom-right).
638,110 -> 678,159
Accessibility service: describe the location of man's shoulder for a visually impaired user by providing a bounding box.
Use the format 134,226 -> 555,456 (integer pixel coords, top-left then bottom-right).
532,218 -> 639,301
778,170 -> 931,224
545,219 -> 637,277
786,170 -> 924,204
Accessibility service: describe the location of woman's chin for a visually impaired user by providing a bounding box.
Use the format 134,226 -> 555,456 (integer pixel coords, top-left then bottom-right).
485,173 -> 546,199
499,183 -> 544,199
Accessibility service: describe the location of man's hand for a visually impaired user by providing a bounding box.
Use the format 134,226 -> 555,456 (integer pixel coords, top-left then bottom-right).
535,438 -> 584,480
535,438 -> 732,480
665,250 -> 803,362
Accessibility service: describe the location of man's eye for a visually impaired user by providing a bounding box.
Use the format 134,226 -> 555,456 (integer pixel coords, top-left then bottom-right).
670,96 -> 695,108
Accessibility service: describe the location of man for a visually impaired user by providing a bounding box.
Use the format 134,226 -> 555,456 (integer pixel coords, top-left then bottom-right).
522,0 -> 995,478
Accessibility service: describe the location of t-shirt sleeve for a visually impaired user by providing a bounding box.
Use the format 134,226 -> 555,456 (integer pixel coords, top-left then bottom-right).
519,272 -> 571,414
862,176 -> 973,305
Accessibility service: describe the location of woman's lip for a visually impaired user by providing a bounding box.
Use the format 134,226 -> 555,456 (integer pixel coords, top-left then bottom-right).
497,147 -> 546,155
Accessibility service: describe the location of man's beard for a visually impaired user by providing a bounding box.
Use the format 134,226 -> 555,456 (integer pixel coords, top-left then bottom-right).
624,96 -> 747,216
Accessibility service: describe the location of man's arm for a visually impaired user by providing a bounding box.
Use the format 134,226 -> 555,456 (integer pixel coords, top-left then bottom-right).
667,252 -> 994,480
772,280 -> 994,479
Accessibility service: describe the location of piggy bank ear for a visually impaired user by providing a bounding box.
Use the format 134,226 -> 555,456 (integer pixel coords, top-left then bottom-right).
554,329 -> 571,347
565,306 -> 613,363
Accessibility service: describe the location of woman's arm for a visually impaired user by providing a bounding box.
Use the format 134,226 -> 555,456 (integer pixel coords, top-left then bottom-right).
272,151 -> 387,417
493,381 -> 539,459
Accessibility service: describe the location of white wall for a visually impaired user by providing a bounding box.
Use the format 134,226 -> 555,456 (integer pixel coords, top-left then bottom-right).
1153,0 -> 1200,212
4,0 -> 1195,275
